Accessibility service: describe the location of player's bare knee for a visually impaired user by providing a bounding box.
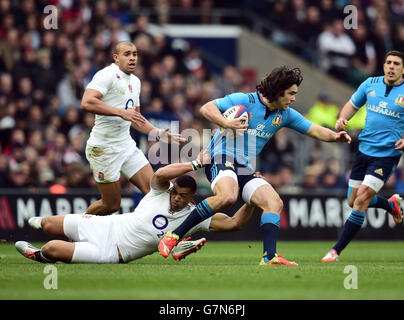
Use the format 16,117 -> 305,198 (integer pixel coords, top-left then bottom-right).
219,193 -> 238,208
41,217 -> 53,234
41,241 -> 58,260
260,196 -> 283,215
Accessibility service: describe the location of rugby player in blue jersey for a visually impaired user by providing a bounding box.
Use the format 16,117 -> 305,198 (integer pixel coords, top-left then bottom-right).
159,66 -> 351,265
322,50 -> 404,262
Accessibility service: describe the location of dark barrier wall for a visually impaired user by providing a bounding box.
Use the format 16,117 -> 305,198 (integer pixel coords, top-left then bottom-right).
0,191 -> 403,242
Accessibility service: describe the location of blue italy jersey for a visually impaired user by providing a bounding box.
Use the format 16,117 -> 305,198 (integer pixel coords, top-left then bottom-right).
208,92 -> 312,169
350,76 -> 404,157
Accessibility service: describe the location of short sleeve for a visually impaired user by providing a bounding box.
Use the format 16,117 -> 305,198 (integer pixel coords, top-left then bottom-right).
86,68 -> 112,96
135,77 -> 141,106
213,92 -> 248,112
285,108 -> 313,134
350,78 -> 370,109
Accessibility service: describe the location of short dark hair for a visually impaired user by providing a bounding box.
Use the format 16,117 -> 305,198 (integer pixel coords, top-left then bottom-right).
384,50 -> 404,65
256,66 -> 303,102
174,175 -> 197,193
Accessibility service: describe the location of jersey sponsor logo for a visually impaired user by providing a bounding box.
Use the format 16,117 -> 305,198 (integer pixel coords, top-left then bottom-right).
256,124 -> 265,131
374,168 -> 383,176
125,99 -> 134,110
367,103 -> 400,118
395,95 -> 404,107
378,101 -> 388,108
152,214 -> 169,230
247,128 -> 274,139
272,115 -> 282,126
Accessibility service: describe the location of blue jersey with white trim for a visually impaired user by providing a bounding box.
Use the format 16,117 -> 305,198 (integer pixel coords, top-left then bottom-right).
350,76 -> 404,157
208,92 -> 312,169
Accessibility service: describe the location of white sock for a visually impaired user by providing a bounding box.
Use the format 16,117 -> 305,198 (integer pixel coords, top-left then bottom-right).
28,217 -> 42,230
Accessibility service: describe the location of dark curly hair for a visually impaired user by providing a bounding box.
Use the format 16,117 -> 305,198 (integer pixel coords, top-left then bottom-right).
256,66 -> 303,102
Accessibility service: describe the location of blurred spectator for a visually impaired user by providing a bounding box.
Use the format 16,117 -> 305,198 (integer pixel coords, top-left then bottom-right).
317,17 -> 356,81
215,65 -> 243,96
0,153 -> 8,186
306,91 -> 339,129
0,28 -> 20,71
349,24 -> 377,86
300,165 -> 323,191
260,128 -> 295,172
297,5 -> 323,63
66,162 -> 89,188
7,161 -> 31,188
371,17 -> 394,74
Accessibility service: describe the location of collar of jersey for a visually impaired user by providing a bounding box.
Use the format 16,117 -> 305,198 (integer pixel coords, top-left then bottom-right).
256,91 -> 278,119
113,63 -> 131,79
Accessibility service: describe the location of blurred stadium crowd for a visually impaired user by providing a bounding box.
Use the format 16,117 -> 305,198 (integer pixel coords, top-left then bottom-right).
0,0 -> 403,195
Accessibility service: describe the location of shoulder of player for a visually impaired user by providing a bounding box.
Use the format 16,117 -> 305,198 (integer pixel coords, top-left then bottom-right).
364,76 -> 383,86
90,63 -> 116,79
130,74 -> 141,85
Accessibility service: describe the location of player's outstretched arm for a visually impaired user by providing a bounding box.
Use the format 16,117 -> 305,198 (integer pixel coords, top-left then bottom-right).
208,203 -> 255,232
151,150 -> 211,190
306,123 -> 352,144
131,107 -> 186,144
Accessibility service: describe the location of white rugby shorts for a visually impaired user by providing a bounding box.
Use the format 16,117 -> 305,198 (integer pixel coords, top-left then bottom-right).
85,140 -> 149,183
63,214 -> 120,264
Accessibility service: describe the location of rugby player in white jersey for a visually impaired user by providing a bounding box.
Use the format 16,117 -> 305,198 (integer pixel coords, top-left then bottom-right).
15,150 -> 256,264
80,41 -> 184,215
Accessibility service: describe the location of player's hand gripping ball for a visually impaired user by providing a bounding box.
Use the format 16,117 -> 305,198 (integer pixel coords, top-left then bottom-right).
220,105 -> 249,136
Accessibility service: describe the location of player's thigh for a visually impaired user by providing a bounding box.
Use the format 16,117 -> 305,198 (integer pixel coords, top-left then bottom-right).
71,241 -> 119,264
249,183 -> 283,214
128,162 -> 154,195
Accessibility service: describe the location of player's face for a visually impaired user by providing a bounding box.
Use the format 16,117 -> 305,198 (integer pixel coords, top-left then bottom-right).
170,184 -> 195,211
113,44 -> 138,74
383,55 -> 404,85
275,84 -> 298,110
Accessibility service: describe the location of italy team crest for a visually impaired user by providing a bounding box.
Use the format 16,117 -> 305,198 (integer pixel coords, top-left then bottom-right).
225,161 -> 235,170
272,115 -> 282,126
395,95 -> 404,107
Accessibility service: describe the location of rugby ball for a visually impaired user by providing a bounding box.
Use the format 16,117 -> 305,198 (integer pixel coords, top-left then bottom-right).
222,105 -> 249,126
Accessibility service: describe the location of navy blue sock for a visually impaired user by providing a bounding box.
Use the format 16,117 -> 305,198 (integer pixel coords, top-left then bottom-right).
368,195 -> 393,213
34,250 -> 54,263
173,200 -> 215,238
333,210 -> 365,254
260,213 -> 280,261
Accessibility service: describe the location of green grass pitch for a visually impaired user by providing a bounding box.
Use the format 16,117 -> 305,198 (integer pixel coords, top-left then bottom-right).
1,240 -> 404,300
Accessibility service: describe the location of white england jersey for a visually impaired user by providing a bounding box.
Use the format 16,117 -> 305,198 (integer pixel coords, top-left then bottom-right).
112,184 -> 211,262
86,63 -> 141,146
